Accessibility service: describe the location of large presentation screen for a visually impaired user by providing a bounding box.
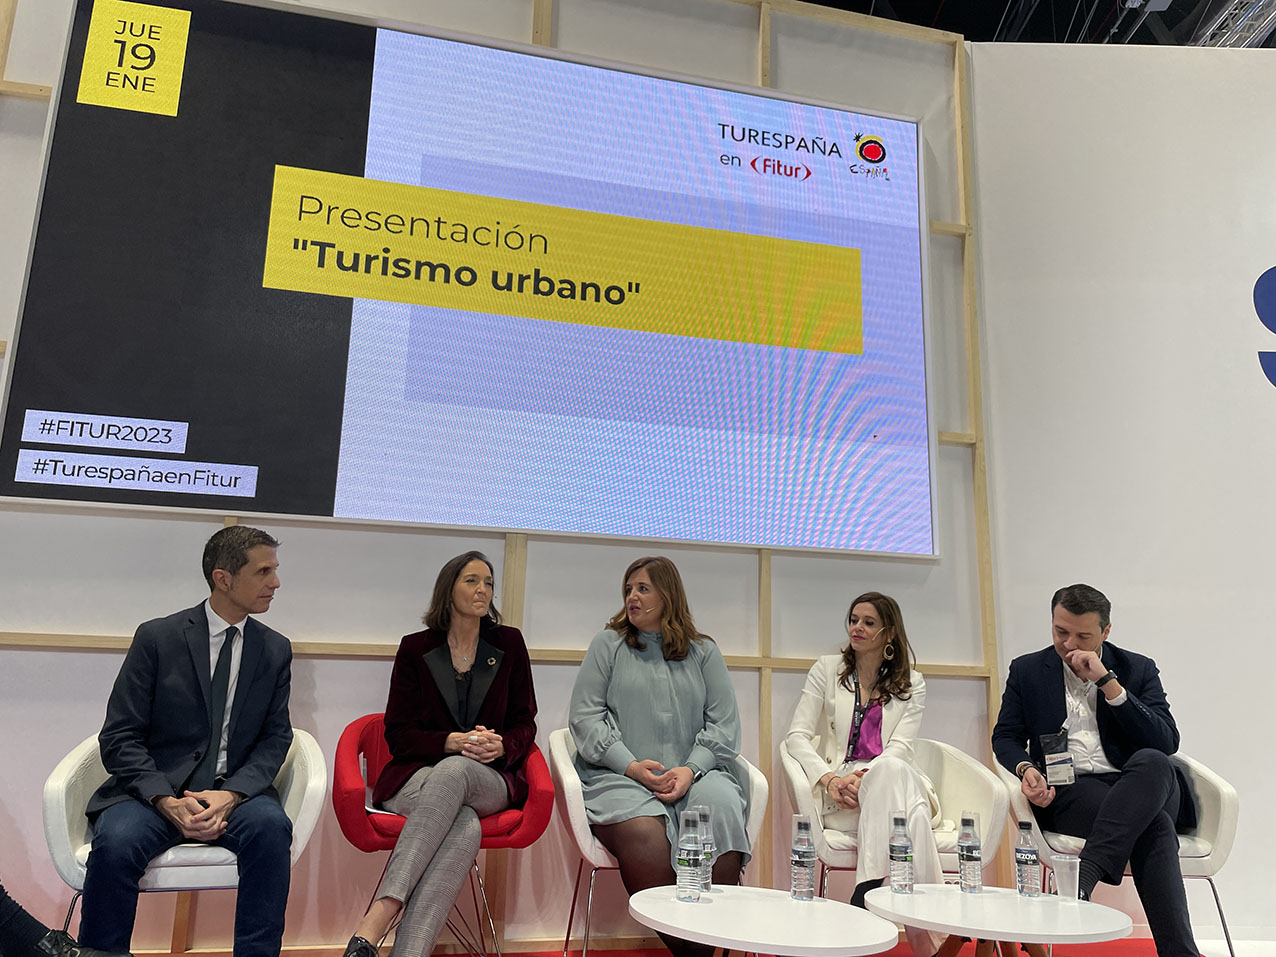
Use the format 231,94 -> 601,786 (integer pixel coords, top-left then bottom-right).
0,0 -> 933,554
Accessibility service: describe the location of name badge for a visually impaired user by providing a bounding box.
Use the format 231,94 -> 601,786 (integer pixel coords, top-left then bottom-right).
1040,731 -> 1075,786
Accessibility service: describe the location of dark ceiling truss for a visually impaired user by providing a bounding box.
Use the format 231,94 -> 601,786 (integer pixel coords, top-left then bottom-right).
814,0 -> 1276,45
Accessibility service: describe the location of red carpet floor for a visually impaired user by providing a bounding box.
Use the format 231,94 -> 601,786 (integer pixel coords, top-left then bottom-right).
553,945 -> 1156,957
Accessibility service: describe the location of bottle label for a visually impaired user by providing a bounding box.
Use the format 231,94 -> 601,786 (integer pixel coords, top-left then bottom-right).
1015,848 -> 1038,866
678,852 -> 698,867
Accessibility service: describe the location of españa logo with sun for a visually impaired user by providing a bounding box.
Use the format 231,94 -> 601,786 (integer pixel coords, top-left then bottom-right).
855,134 -> 886,164
850,133 -> 890,182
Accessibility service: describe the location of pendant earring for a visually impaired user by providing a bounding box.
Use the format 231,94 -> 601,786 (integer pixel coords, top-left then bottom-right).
883,641 -> 896,661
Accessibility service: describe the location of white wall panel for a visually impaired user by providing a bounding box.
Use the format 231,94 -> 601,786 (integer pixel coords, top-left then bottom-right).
973,41 -> 1270,940
0,508 -> 222,633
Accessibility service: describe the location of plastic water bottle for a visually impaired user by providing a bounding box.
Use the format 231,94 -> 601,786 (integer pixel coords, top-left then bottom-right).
958,812 -> 982,894
676,811 -> 702,902
790,814 -> 816,901
1015,820 -> 1041,897
888,811 -> 914,894
693,805 -> 715,891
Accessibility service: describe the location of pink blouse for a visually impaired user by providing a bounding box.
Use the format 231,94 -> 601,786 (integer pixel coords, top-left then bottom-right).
848,701 -> 884,761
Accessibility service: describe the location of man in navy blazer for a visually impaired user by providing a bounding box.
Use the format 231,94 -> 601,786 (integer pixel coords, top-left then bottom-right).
78,527 -> 294,957
993,584 -> 1198,957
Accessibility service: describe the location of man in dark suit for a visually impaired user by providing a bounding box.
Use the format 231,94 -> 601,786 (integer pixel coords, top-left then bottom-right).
78,526 -> 294,957
992,583 -> 1198,957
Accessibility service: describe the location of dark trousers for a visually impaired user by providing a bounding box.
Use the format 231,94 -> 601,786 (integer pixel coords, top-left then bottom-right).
1,880 -> 50,957
79,796 -> 292,957
1033,749 -> 1197,957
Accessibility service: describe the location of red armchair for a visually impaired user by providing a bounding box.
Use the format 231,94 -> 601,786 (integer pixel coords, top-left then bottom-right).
332,713 -> 554,954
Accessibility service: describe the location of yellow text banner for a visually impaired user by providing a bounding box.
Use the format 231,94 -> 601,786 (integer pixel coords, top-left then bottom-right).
263,166 -> 862,354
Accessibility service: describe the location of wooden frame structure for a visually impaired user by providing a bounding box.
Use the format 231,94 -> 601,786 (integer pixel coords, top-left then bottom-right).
0,0 -> 1000,951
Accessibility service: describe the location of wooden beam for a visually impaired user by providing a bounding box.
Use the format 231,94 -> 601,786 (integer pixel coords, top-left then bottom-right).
951,37 -> 1010,887
0,0 -> 16,79
755,549 -> 773,883
170,892 -> 194,954
531,0 -> 553,47
501,532 -> 528,629
0,79 -> 50,99
930,220 -> 971,238
938,430 -> 976,447
758,3 -> 772,88
0,632 -> 994,680
480,848 -> 509,948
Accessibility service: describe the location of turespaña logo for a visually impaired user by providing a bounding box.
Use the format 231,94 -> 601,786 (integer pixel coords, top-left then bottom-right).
749,156 -> 812,181
854,133 -> 886,164
1255,266 -> 1276,388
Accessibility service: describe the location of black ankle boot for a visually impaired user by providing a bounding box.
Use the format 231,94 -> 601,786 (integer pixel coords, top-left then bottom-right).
850,877 -> 886,908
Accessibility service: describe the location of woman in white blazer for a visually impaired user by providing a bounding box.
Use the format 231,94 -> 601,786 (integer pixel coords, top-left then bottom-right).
785,592 -> 945,957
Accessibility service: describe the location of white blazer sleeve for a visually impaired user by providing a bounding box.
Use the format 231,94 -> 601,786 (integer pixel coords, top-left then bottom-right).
784,657 -> 837,793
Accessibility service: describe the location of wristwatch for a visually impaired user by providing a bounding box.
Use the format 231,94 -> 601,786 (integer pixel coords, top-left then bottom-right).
1095,670 -> 1118,688
686,762 -> 705,782
1015,761 -> 1034,780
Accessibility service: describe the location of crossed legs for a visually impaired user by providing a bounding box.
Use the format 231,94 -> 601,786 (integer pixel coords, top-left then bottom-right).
356,757 -> 509,957
1037,750 -> 1197,957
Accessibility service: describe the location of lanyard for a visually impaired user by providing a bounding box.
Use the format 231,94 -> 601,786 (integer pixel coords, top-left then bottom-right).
844,666 -> 877,762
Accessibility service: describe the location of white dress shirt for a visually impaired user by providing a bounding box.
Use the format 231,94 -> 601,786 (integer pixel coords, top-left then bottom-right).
204,600 -> 245,780
1060,648 -> 1126,775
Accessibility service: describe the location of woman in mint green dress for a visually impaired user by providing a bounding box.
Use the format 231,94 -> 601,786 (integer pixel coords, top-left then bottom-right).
569,556 -> 749,957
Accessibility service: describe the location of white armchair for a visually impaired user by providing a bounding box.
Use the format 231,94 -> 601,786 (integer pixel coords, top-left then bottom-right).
780,737 -> 1008,896
43,729 -> 327,924
994,751 -> 1238,957
548,728 -> 768,957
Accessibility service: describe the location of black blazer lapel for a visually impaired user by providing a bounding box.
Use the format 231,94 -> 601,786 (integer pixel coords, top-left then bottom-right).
1040,648 -> 1067,726
186,606 -> 213,715
423,645 -> 464,728
468,638 -> 504,718
228,617 -> 264,740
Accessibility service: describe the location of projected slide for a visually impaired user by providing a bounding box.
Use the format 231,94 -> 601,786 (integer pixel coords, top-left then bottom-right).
0,0 -> 931,553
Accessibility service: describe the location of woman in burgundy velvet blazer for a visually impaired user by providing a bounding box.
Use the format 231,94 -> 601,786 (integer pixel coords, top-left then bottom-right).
373,619 -> 538,807
344,551 -> 537,957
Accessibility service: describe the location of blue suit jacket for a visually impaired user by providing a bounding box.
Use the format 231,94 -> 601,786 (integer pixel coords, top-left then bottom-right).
991,642 -> 1195,830
87,603 -> 293,815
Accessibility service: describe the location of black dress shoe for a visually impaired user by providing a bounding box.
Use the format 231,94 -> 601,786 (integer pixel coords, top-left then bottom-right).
343,935 -> 379,957
35,930 -> 133,957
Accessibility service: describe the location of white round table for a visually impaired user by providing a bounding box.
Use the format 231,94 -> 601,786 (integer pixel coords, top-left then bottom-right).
864,884 -> 1133,945
629,885 -> 901,957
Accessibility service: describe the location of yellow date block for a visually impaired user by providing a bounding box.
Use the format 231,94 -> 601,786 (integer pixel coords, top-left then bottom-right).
77,0 -> 191,116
